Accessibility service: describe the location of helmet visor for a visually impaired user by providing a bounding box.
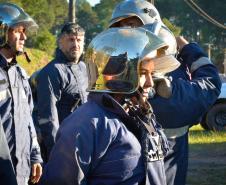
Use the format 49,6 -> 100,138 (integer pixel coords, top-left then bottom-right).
85,27 -> 175,94
0,3 -> 38,34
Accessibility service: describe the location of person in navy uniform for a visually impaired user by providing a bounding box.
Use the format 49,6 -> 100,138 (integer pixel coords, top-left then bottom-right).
39,27 -> 181,185
109,0 -> 221,185
0,3 -> 43,185
34,23 -> 88,162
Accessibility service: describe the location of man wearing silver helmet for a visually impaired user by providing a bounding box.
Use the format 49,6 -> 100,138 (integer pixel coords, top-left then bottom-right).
39,27 -> 180,185
109,0 -> 221,185
0,3 -> 42,185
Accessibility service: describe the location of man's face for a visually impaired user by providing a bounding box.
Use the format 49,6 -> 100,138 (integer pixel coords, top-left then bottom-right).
59,33 -> 85,63
139,59 -> 155,102
118,16 -> 143,28
7,25 -> 27,54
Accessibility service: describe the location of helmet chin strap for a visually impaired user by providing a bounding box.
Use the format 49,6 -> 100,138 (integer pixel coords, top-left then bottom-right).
122,87 -> 153,115
23,51 -> 31,62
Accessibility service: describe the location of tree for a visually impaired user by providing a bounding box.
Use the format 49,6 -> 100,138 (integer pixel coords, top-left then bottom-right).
156,0 -> 226,63
76,0 -> 100,44
162,18 -> 181,36
93,0 -> 121,29
1,0 -> 224,67
48,0 -> 68,34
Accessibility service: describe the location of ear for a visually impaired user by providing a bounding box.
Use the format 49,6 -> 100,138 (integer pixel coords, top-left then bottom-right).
57,37 -> 63,50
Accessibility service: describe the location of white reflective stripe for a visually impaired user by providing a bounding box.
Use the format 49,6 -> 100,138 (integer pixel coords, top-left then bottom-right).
38,118 -> 49,124
21,87 -> 27,99
32,136 -> 39,147
0,89 -> 10,101
191,57 -> 212,73
163,125 -> 189,139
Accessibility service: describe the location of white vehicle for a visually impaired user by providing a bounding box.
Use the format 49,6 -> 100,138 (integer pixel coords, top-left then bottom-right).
201,77 -> 226,131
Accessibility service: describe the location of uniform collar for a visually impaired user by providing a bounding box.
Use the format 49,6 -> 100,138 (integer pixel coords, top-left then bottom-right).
0,54 -> 7,68
0,53 -> 17,69
88,93 -> 130,120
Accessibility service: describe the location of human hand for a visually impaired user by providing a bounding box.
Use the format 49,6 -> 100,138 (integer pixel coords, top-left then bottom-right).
154,77 -> 172,99
30,163 -> 42,184
176,36 -> 189,52
176,37 -> 207,69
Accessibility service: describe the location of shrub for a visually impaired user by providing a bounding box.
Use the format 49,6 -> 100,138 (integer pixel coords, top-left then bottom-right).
30,29 -> 56,55
17,48 -> 53,76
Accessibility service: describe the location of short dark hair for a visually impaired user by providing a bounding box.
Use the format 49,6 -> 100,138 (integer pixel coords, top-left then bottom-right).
60,22 -> 85,36
57,22 -> 85,47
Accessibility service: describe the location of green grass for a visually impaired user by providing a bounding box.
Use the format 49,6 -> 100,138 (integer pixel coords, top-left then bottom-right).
189,124 -> 226,144
17,48 -> 52,76
187,125 -> 226,185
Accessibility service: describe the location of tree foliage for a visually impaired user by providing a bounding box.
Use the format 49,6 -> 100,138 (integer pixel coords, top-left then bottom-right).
76,0 -> 101,44
155,0 -> 226,62
93,0 -> 121,29
1,0 -> 225,65
0,0 -> 67,54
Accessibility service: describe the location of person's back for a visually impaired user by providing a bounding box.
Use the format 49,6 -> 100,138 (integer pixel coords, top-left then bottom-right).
41,95 -> 147,185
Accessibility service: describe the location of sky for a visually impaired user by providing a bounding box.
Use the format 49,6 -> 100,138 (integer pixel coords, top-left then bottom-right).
86,0 -> 100,6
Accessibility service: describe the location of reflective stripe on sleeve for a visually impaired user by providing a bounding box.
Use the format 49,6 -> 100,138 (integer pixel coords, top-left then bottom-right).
163,125 -> 189,139
191,57 -> 212,73
38,118 -> 50,125
0,89 -> 10,101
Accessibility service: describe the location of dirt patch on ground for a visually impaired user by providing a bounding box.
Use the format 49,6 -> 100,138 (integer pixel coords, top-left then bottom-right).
186,143 -> 226,185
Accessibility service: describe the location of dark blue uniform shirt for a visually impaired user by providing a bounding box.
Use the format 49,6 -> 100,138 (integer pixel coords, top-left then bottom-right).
150,43 -> 221,129
36,48 -> 88,158
39,93 -> 168,185
0,54 -> 42,185
149,43 -> 221,185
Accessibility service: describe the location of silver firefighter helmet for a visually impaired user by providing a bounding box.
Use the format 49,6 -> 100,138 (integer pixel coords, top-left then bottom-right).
110,0 -> 162,28
85,27 -> 180,94
158,26 -> 177,55
0,3 -> 38,46
109,0 -> 177,55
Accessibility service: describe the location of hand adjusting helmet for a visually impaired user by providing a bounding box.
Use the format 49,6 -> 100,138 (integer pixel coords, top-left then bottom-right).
85,27 -> 180,94
0,2 -> 38,47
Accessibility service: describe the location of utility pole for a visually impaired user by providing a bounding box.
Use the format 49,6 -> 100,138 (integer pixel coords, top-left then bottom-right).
204,43 -> 213,60
69,0 -> 76,23
224,49 -> 226,74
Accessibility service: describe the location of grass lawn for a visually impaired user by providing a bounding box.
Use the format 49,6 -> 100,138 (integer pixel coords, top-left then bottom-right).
187,125 -> 226,185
